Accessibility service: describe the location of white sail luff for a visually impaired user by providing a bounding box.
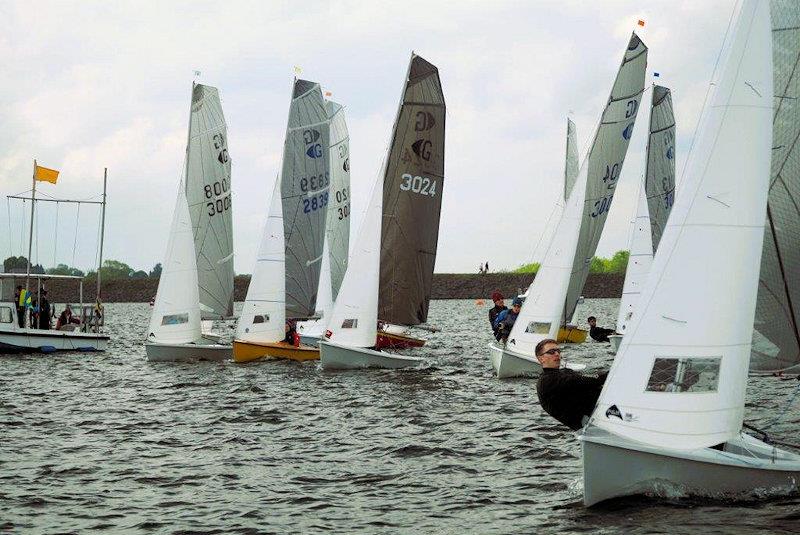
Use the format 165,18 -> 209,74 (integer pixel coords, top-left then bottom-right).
591,0 -> 773,450
236,179 -> 285,343
615,182 -> 653,333
147,187 -> 202,344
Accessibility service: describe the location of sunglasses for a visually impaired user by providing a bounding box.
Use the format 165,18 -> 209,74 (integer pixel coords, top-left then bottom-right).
541,348 -> 562,356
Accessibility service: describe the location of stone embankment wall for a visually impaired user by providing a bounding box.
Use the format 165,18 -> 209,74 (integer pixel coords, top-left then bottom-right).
36,273 -> 624,303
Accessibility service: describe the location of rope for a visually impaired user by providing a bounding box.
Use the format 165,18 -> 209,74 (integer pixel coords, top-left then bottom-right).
71,203 -> 81,268
765,379 -> 800,430
6,197 -> 12,257
53,201 -> 59,268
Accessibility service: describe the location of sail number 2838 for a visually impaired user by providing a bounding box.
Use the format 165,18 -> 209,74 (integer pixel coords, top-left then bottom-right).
400,174 -> 437,197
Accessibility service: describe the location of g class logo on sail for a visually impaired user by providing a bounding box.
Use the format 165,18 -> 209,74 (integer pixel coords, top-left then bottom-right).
411,139 -> 432,161
303,129 -> 323,159
622,123 -> 635,140
414,111 -> 436,132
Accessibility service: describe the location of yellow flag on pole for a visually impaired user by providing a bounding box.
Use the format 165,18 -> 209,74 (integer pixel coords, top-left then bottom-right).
34,165 -> 59,184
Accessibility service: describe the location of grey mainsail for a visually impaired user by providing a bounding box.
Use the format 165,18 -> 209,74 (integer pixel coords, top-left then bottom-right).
325,100 -> 351,301
184,83 -> 234,319
751,0 -> 800,372
563,33 -> 647,325
378,54 -> 445,326
565,118 -> 579,201
282,79 -> 331,319
644,85 -> 676,251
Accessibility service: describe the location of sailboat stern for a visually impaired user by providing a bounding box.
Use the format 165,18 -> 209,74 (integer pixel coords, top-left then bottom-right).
581,426 -> 800,506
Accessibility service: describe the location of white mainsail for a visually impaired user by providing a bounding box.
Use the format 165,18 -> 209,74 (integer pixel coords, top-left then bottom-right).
326,100 -> 351,301
615,85 -> 676,333
751,0 -> 800,373
591,0 -> 773,450
324,167 -> 383,349
184,83 -> 234,320
507,34 -> 647,356
147,187 -> 202,344
236,179 -> 285,344
564,118 -> 580,202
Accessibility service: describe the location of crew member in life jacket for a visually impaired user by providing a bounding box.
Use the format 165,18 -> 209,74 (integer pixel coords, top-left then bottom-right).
535,338 -> 609,430
587,316 -> 617,343
493,297 -> 522,343
488,291 -> 507,337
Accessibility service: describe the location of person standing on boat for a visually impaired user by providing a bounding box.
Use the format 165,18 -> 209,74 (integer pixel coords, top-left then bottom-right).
587,316 -> 616,343
535,339 -> 608,430
488,291 -> 507,337
493,297 -> 522,343
38,290 -> 51,330
14,285 -> 24,328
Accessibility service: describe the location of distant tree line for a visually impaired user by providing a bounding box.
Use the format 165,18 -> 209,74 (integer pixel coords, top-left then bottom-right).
512,250 -> 630,274
2,257 -> 163,280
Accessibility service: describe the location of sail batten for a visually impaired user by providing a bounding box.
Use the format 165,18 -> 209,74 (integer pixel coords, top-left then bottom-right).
378,54 -> 446,326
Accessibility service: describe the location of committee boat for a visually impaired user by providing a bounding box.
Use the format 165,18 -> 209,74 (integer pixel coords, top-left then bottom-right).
489,32 -> 647,378
581,0 -> 800,506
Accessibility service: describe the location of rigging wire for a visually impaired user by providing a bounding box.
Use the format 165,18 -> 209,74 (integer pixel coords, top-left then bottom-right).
6,197 -> 13,258
72,203 -> 81,268
53,201 -> 60,268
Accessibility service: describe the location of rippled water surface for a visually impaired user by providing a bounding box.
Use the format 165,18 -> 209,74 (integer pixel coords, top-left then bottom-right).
3,299 -> 800,534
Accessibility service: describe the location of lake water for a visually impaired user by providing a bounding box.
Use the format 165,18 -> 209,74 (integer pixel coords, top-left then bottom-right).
2,299 -> 800,534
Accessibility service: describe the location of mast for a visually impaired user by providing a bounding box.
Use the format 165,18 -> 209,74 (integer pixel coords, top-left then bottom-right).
96,167 -> 107,300
25,160 -> 37,327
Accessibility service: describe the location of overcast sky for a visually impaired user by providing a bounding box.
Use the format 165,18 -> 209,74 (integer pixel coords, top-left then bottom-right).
0,0 -> 734,274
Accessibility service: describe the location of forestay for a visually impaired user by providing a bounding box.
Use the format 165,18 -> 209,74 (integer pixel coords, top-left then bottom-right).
325,167 -> 383,348
148,187 -> 202,344
645,85 -> 676,250
282,79 -> 331,319
378,54 -> 445,326
591,0 -> 773,450
565,118 -> 580,201
184,83 -> 234,320
326,100 -> 351,301
236,180 -> 285,344
563,33 -> 647,325
751,0 -> 800,373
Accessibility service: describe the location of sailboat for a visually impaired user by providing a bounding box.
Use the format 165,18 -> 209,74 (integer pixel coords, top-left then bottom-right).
374,53 -> 446,351
750,0 -> 800,374
146,83 -> 233,361
609,85 -> 676,353
233,78 -> 330,363
489,33 -> 647,379
297,100 -> 351,346
581,0 -> 800,506
320,53 -> 442,369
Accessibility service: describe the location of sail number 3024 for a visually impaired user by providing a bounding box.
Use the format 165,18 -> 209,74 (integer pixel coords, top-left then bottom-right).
400,174 -> 437,196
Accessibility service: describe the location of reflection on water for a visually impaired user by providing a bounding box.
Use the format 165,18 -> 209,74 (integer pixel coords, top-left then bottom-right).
1,299 -> 799,533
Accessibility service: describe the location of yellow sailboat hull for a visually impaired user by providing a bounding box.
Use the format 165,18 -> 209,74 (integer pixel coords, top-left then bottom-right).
232,340 -> 320,363
558,326 -> 588,344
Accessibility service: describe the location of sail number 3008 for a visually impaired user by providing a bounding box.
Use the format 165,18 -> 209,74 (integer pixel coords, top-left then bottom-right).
400,173 -> 437,196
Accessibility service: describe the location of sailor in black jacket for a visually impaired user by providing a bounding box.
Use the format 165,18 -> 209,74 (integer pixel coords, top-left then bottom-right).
535,338 -> 608,430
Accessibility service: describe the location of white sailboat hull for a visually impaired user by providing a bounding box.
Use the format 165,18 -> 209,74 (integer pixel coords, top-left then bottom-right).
319,340 -> 424,370
297,317 -> 325,347
0,327 -> 109,353
488,342 -> 586,379
608,334 -> 623,353
581,426 -> 800,506
145,341 -> 231,362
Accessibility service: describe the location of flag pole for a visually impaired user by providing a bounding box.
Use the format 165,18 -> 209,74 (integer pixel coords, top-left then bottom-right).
24,160 -> 38,328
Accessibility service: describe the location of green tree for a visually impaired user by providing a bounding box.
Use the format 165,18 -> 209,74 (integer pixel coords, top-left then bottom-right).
149,263 -> 162,278
46,263 -> 85,277
3,256 -> 44,274
131,270 -> 148,279
513,262 -> 541,274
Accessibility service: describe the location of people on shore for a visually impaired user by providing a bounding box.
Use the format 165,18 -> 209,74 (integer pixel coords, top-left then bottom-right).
588,316 -> 616,343
493,297 -> 522,343
488,291 -> 507,338
535,338 -> 609,430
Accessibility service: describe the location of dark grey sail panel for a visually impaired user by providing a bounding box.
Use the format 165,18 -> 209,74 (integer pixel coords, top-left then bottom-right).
378,54 -> 445,326
563,33 -> 647,325
282,79 -> 331,319
184,83 -> 234,319
751,0 -> 800,372
644,85 -> 676,251
326,100 -> 351,300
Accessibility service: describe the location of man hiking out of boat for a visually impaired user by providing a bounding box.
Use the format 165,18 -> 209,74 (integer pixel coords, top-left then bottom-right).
493,297 -> 522,343
488,291 -> 507,337
587,316 -> 616,343
535,338 -> 608,430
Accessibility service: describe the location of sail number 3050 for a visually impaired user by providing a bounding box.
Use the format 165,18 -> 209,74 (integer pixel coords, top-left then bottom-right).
400,174 -> 437,196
